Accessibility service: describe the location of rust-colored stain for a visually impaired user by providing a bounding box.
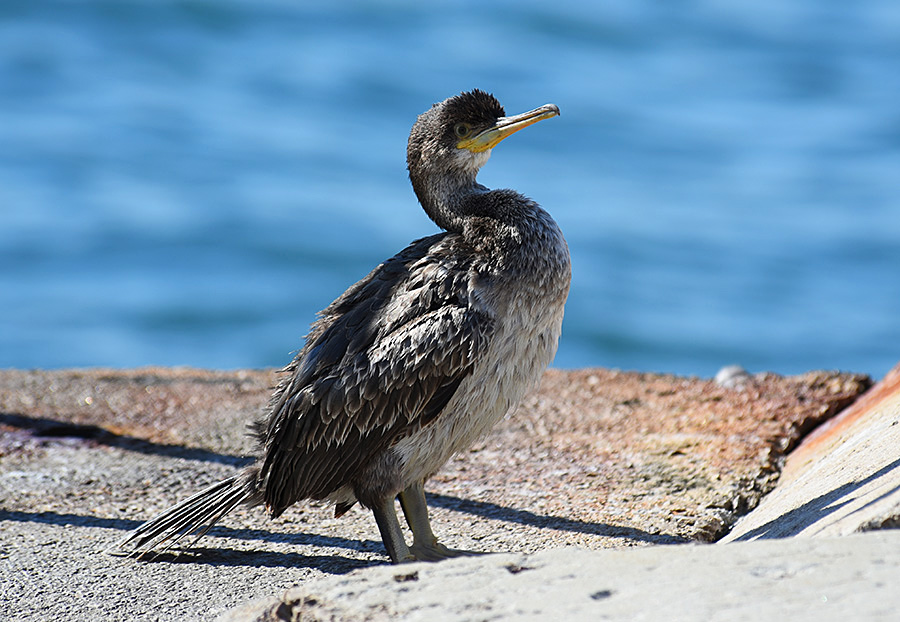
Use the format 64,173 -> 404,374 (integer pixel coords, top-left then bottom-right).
787,363 -> 900,471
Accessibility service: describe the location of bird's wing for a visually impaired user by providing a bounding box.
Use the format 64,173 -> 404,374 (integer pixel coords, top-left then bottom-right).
257,233 -> 495,515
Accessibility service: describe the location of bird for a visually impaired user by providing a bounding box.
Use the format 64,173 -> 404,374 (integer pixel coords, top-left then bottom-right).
117,89 -> 570,564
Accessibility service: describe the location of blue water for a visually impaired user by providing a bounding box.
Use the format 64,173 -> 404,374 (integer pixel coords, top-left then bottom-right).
2,1 -> 899,379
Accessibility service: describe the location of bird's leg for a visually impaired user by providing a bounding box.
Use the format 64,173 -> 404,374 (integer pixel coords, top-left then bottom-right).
398,480 -> 484,561
371,495 -> 415,564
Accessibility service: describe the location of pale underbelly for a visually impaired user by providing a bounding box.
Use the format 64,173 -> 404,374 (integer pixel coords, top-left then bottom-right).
393,307 -> 564,485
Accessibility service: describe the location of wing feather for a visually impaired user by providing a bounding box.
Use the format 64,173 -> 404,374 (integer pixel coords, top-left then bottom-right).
257,233 -> 494,516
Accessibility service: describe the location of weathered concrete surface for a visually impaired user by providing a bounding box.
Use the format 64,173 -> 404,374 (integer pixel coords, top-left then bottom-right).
722,363 -> 900,541
0,367 -> 872,620
221,530 -> 900,622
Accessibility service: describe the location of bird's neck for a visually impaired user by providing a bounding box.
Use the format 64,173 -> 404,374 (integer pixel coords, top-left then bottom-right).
409,152 -> 491,233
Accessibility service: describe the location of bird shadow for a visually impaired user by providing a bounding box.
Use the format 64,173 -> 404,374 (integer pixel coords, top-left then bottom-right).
426,492 -> 688,544
0,509 -> 384,572
125,547 -> 376,573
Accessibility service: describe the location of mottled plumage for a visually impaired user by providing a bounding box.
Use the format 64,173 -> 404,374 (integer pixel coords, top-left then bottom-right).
258,233 -> 493,516
118,90 -> 570,563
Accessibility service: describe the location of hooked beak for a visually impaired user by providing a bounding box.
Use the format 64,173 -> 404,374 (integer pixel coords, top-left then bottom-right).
457,103 -> 560,153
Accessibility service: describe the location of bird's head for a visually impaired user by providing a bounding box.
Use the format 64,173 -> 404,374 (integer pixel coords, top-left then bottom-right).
407,89 -> 559,230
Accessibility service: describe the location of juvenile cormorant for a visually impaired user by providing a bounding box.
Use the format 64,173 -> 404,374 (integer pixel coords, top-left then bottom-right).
118,89 -> 570,563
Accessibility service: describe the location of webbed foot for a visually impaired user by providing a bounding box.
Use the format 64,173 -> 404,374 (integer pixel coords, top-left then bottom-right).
410,539 -> 485,561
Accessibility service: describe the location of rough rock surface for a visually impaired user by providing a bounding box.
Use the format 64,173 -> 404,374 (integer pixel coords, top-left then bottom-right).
723,363 -> 900,541
222,531 -> 900,622
0,367 -> 871,620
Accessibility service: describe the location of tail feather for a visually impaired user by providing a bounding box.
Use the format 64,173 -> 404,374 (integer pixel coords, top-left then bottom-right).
134,480 -> 235,545
116,475 -> 253,558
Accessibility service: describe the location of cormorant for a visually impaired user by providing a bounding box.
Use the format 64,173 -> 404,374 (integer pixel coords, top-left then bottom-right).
118,89 -> 570,563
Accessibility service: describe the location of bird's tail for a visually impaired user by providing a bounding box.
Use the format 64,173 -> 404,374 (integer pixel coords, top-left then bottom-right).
115,469 -> 260,558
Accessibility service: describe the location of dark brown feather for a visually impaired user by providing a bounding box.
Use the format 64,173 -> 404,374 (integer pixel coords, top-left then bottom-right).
257,232 -> 494,516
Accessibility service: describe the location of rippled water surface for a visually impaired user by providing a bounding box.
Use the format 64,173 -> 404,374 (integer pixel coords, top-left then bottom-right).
2,1 -> 899,377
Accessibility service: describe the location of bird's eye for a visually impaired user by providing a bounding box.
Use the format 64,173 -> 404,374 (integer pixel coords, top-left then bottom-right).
454,123 -> 471,138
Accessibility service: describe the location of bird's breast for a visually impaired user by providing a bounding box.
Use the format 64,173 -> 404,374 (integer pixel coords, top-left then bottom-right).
394,211 -> 570,483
